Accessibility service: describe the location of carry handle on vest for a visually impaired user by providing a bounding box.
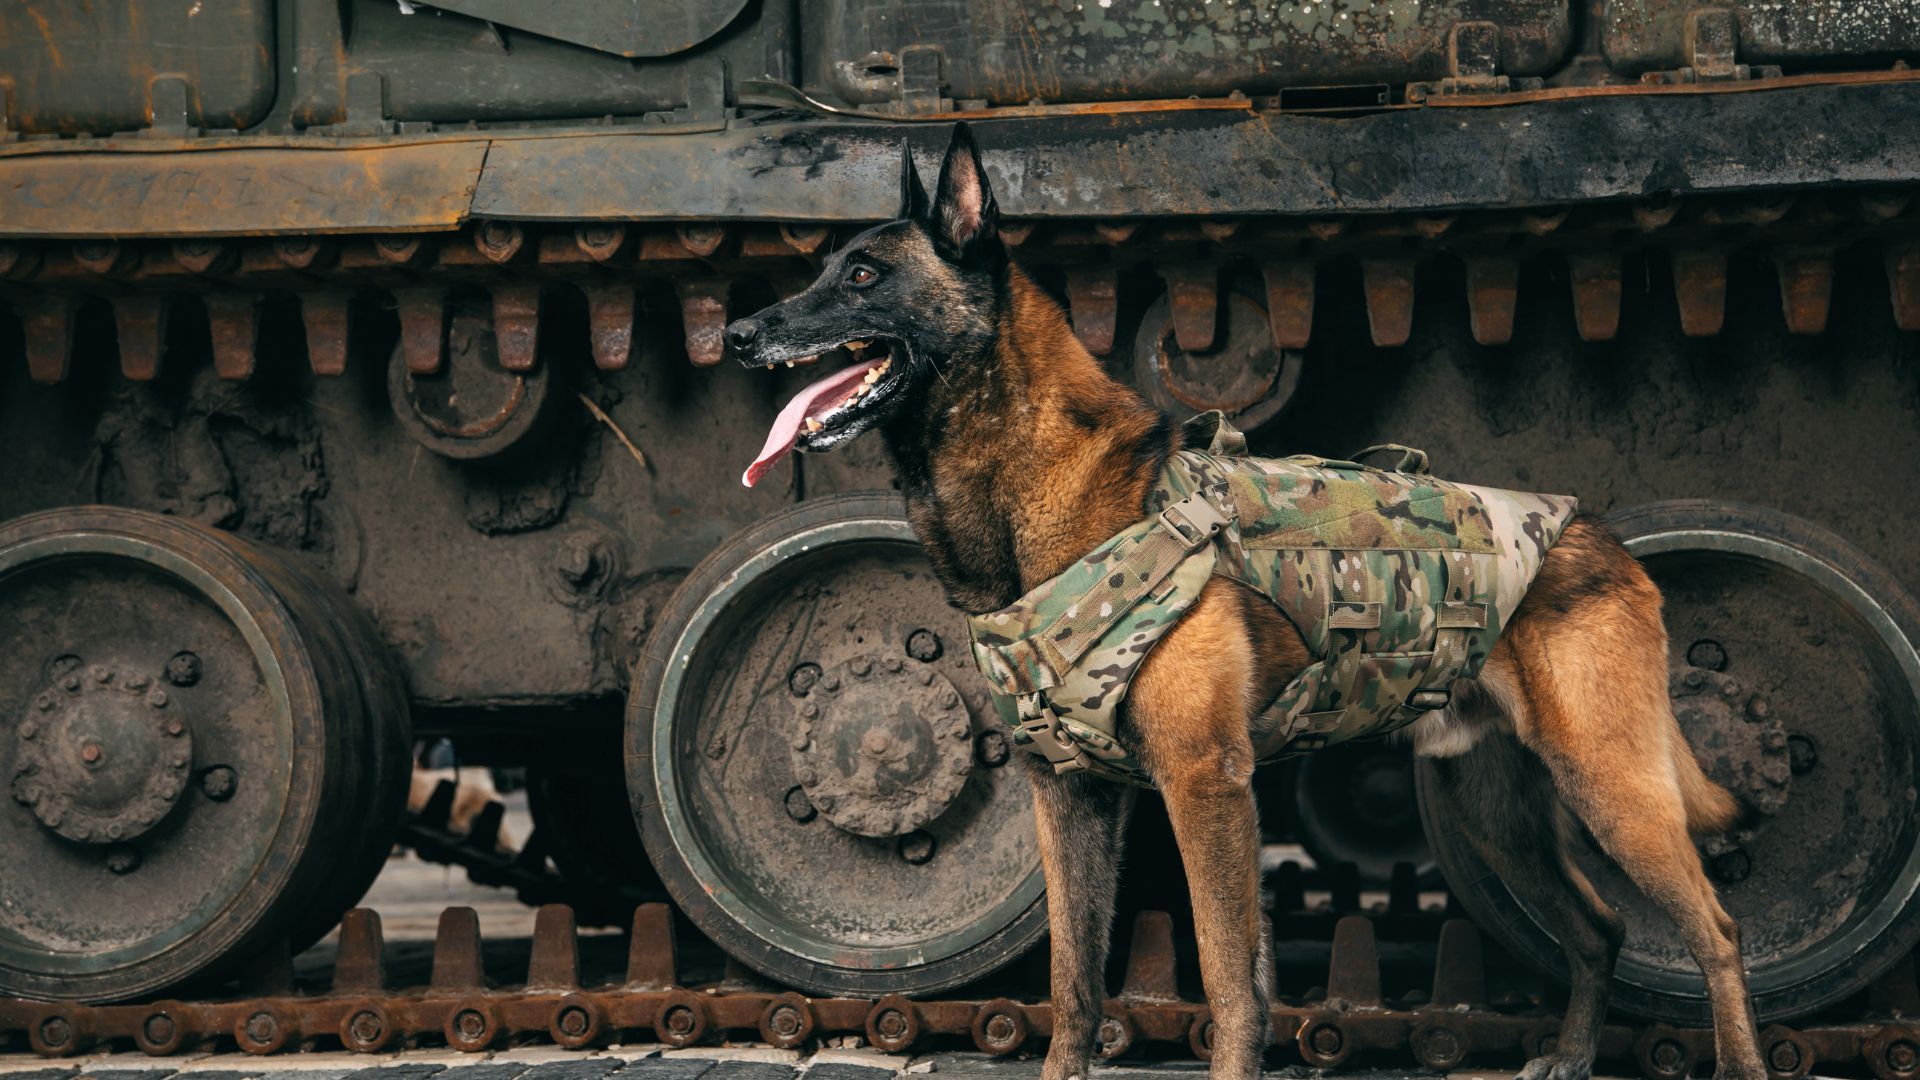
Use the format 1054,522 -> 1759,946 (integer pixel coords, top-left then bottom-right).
1288,444 -> 1432,475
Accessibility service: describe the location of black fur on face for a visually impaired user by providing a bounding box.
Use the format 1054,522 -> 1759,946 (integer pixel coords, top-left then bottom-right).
726,123 -> 1008,452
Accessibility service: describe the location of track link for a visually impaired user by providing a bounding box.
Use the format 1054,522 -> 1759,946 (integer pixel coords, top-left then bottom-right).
5,902 -> 1920,1080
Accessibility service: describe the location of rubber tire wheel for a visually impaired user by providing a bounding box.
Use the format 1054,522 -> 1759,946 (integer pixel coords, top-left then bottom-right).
0,507 -> 411,1002
1418,499 -> 1920,1025
627,492 -> 1050,996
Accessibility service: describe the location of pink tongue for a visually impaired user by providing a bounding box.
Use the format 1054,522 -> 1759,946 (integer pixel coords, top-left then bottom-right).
742,357 -> 884,487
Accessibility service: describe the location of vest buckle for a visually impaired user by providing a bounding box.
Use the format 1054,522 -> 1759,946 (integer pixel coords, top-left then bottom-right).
1015,695 -> 1092,775
1156,492 -> 1231,551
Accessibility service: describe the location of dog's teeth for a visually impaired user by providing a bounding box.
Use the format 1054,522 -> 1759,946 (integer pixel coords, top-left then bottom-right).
785,360 -> 795,368
805,418 -> 824,432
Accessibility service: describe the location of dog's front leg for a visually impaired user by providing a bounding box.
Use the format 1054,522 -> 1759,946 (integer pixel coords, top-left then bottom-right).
1152,750 -> 1267,1079
1026,759 -> 1134,1080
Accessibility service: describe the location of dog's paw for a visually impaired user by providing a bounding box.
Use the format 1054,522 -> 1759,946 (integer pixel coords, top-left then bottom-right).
1514,1053 -> 1595,1080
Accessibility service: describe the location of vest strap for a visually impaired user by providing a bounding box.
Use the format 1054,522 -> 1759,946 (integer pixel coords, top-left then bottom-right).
1409,550 -> 1490,713
985,483 -> 1233,686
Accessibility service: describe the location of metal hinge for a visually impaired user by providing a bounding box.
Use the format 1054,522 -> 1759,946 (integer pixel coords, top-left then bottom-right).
1640,8 -> 1782,85
138,75 -> 200,139
1407,22 -> 1543,102
310,72 -> 399,136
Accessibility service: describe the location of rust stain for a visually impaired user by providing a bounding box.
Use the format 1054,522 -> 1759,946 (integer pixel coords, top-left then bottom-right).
1428,66 -> 1920,108
24,6 -> 63,69
0,142 -> 488,238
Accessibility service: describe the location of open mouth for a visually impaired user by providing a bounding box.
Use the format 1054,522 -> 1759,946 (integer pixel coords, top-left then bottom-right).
742,339 -> 903,487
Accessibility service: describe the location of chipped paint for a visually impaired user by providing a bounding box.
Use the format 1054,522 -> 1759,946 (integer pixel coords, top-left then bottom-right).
821,0 -> 1571,105
1605,0 -> 1920,74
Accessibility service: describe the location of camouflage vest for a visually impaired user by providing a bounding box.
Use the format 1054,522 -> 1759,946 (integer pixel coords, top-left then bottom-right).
966,413 -> 1579,787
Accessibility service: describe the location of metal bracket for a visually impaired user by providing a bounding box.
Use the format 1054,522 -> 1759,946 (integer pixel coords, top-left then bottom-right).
833,45 -> 951,116
1640,8 -> 1781,85
312,72 -> 398,136
1408,22 -> 1542,101
139,75 -> 199,139
898,45 -> 950,115
1688,8 -> 1742,82
640,58 -> 732,131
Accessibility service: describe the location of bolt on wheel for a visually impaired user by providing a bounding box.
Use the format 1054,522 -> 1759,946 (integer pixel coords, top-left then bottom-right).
628,493 -> 1046,995
1420,500 -> 1920,1024
0,506 -> 410,1002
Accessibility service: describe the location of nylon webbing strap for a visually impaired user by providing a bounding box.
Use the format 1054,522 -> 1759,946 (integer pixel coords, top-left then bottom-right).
1411,550 -> 1488,711
970,484 -> 1233,695
1037,485 -> 1231,672
1323,553 -> 1380,713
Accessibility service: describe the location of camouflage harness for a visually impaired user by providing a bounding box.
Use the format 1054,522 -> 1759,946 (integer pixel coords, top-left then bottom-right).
966,413 -> 1579,787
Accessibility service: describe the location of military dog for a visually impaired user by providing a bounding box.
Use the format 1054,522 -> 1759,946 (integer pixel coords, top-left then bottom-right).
726,125 -> 1764,1080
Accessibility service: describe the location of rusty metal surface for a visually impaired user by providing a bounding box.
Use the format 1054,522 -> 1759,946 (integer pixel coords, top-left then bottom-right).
4,900 -> 1919,1078
812,0 -> 1570,106
472,81 -> 1920,221
1604,1 -> 1920,77
1132,277 -> 1300,432
388,296 -> 557,461
0,144 -> 490,239
0,1 -> 273,136
0,78 -> 1912,235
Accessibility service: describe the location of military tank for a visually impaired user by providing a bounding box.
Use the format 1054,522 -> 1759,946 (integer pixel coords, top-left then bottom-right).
3,0 -> 1920,1042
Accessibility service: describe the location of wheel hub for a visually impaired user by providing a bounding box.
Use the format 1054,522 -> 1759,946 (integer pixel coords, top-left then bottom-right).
1668,663 -> 1790,818
12,660 -> 193,844
790,654 -> 974,838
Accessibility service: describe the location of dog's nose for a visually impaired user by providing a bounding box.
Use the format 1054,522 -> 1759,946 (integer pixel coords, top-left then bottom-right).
726,318 -> 762,352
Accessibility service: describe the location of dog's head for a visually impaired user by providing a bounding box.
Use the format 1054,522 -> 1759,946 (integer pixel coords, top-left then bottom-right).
730,123 -> 1006,486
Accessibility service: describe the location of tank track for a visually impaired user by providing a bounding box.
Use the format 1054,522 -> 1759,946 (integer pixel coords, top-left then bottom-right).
3,184 -> 1918,387
5,899 -> 1918,1080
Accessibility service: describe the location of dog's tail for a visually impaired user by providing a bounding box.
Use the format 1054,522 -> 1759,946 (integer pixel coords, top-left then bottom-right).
1673,727 -> 1742,834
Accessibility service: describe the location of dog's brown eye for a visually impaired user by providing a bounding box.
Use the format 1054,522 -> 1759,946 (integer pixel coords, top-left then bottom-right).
848,265 -> 877,286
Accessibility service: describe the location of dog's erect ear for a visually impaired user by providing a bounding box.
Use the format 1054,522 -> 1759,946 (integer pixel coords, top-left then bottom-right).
897,138 -> 930,221
931,123 -> 1000,264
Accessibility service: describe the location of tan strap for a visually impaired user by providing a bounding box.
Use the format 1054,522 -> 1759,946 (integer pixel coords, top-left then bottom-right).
1348,444 -> 1432,474
1411,550 -> 1489,712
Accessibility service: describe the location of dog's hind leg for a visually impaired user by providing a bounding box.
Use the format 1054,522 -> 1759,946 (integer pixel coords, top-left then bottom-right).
1421,694 -> 1624,1080
1027,761 -> 1136,1080
1498,521 -> 1764,1080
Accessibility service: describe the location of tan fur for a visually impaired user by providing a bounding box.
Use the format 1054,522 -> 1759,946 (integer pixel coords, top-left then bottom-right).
964,273 -> 1761,1080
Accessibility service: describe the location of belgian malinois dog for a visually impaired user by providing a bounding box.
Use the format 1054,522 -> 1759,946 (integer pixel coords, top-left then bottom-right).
726,125 -> 1764,1080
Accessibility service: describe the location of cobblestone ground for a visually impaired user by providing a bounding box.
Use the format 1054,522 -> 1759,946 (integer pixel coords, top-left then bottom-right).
0,1044 -> 1582,1080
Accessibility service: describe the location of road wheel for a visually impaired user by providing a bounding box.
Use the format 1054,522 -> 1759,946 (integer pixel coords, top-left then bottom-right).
627,493 -> 1047,995
0,507 -> 410,1002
